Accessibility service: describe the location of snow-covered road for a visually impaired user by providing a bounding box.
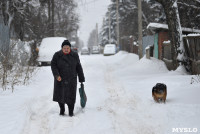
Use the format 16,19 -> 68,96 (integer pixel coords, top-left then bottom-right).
0,52 -> 200,134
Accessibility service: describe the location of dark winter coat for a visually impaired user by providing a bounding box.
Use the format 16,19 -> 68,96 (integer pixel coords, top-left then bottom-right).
51,50 -> 85,105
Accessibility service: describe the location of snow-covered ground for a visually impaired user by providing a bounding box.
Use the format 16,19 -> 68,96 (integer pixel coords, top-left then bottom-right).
0,51 -> 199,134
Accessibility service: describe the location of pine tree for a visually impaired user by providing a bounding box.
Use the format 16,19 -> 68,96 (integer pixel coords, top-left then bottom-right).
99,0 -> 166,47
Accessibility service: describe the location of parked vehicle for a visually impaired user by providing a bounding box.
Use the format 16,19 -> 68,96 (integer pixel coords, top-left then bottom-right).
81,47 -> 90,55
103,44 -> 117,56
91,46 -> 100,54
71,41 -> 78,52
38,37 -> 66,66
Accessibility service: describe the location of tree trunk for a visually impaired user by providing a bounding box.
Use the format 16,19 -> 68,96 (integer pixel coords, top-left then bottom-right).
138,0 -> 143,59
155,0 -> 184,67
48,0 -> 51,35
51,0 -> 54,36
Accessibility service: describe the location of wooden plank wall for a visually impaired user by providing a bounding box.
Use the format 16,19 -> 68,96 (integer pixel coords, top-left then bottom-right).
183,36 -> 200,74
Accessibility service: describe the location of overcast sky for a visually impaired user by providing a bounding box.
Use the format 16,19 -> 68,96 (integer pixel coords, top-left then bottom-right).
76,0 -> 111,46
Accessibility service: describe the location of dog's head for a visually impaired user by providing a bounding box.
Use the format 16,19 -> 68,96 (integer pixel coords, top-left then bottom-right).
152,83 -> 166,94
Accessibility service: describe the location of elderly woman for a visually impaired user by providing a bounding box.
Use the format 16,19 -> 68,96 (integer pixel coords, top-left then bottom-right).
51,40 -> 85,117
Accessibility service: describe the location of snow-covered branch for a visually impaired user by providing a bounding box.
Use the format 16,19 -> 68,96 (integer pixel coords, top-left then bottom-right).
192,0 -> 200,4
177,1 -> 200,10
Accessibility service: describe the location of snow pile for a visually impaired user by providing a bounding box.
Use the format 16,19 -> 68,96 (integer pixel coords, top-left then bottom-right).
38,37 -> 66,62
169,65 -> 188,75
106,51 -> 168,76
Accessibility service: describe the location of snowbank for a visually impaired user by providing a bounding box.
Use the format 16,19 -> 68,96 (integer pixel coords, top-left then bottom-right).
106,51 -> 168,76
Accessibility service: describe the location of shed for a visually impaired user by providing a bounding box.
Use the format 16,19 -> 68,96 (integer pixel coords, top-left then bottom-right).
147,23 -> 200,60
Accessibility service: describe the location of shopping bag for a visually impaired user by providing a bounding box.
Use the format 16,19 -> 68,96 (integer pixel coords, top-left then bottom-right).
79,83 -> 87,108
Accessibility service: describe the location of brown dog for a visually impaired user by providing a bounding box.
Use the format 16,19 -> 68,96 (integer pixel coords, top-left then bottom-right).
152,83 -> 167,103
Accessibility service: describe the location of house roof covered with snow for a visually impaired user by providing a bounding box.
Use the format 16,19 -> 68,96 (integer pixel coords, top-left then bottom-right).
147,23 -> 200,33
38,37 -> 66,62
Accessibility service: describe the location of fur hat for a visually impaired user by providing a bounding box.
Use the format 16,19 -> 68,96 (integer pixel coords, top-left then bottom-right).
61,40 -> 71,48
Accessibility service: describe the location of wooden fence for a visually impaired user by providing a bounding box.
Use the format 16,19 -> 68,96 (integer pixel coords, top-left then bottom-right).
162,41 -> 178,70
183,35 -> 200,74
162,35 -> 200,74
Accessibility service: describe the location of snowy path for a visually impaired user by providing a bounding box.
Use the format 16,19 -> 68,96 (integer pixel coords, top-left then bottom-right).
0,52 -> 200,134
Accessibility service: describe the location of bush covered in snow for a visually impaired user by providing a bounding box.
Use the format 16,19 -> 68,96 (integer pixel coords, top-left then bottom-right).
0,40 -> 37,91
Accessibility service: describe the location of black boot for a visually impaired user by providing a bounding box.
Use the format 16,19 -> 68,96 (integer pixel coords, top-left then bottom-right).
68,103 -> 74,117
58,102 -> 65,116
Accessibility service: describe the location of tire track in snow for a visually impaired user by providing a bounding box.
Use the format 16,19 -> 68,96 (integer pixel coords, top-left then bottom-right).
21,93 -> 80,134
20,66 -> 79,134
103,64 -> 160,134
21,95 -> 53,134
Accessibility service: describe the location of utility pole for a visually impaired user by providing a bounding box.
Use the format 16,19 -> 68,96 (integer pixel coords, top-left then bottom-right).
96,23 -> 98,46
116,0 -> 119,47
138,0 -> 143,59
51,0 -> 55,37
109,8 -> 111,44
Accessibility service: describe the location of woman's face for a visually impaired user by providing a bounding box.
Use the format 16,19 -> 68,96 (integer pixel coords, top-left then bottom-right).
62,45 -> 71,54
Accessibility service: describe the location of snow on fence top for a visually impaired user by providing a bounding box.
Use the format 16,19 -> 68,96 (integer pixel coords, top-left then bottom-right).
38,37 -> 67,62
187,33 -> 200,37
147,23 -> 200,33
163,40 -> 171,44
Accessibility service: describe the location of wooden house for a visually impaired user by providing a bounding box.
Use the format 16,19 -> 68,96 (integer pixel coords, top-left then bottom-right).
147,23 -> 200,74
147,23 -> 200,60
